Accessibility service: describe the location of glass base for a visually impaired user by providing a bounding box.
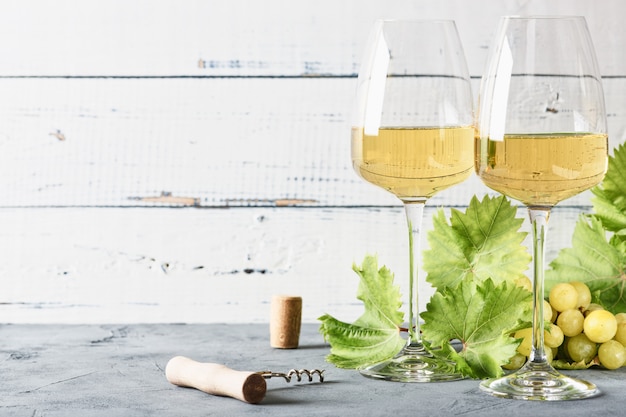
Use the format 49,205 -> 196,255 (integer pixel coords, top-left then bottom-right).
480,360 -> 599,401
359,344 -> 464,383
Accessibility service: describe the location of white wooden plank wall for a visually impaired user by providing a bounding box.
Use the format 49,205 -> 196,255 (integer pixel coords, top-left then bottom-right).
1,0 -> 624,323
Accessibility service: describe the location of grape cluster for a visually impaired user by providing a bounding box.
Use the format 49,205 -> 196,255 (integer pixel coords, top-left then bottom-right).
505,281 -> 626,370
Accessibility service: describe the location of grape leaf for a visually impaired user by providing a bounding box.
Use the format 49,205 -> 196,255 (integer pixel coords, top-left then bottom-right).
421,278 -> 532,379
590,198 -> 626,238
546,143 -> 626,314
424,194 -> 531,289
552,359 -> 596,370
592,142 -> 626,235
318,255 -> 405,368
318,196 -> 533,376
546,215 -> 626,313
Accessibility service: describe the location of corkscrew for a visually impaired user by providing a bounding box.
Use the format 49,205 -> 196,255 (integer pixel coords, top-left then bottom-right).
165,356 -> 325,404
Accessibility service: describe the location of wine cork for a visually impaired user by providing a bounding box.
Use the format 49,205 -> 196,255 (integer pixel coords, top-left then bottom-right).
270,295 -> 302,349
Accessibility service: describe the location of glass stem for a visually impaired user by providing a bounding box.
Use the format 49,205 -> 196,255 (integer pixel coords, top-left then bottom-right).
528,207 -> 551,364
404,200 -> 426,347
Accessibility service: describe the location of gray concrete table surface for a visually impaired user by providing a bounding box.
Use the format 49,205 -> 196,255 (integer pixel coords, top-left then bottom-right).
2,323 -> 625,416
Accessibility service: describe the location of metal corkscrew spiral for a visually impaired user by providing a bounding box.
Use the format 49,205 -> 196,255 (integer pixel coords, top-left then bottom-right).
258,368 -> 325,383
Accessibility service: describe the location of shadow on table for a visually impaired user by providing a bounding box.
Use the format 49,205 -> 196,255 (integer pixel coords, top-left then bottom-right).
262,380 -> 339,405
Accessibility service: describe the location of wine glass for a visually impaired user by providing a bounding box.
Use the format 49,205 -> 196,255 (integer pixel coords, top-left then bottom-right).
351,19 -> 474,382
475,16 -> 608,400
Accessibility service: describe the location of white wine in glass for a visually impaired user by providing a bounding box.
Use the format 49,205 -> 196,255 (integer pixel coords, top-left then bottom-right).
351,19 -> 474,382
476,16 -> 608,400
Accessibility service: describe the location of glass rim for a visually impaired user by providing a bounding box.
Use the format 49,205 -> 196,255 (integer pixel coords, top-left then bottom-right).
374,18 -> 457,24
501,15 -> 586,20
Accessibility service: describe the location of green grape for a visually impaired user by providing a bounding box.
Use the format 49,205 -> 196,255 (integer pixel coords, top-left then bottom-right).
549,302 -> 557,323
567,333 -> 598,363
615,312 -> 626,325
569,281 -> 591,310
503,353 -> 526,370
545,345 -> 554,363
514,327 -> 532,357
558,337 -> 571,361
614,322 -> 626,346
598,340 -> 626,370
543,300 -> 556,322
556,309 -> 584,337
544,324 -> 564,348
584,310 -> 617,343
584,303 -> 604,317
549,283 -> 578,312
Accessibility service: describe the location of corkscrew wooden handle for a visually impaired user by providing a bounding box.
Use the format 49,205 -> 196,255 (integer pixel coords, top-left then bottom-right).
165,356 -> 267,404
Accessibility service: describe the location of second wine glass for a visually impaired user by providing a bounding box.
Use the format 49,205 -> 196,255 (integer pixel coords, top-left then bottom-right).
475,16 -> 608,400
351,19 -> 474,382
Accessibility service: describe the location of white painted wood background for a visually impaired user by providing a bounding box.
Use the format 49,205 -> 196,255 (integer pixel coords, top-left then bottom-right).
1,0 -> 624,323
